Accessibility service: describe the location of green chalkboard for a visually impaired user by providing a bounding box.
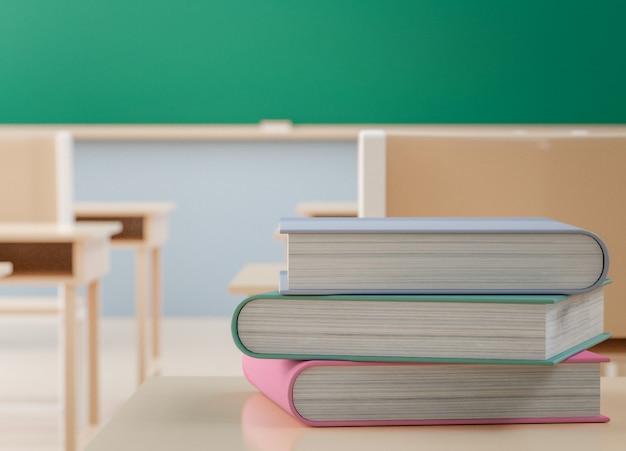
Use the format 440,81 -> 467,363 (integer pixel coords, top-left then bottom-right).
1,1 -> 625,124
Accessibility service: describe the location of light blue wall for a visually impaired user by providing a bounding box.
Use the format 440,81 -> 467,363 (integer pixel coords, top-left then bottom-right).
72,140 -> 357,317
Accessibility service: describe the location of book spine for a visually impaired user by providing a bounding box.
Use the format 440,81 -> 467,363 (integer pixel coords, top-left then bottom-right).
242,355 -> 304,422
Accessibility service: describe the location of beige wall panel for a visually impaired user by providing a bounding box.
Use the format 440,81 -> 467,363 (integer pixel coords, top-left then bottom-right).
385,133 -> 626,336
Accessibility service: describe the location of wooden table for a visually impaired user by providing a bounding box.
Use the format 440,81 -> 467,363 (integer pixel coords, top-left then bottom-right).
0,222 -> 121,451
228,262 -> 285,297
75,202 -> 175,384
85,376 -> 626,451
294,201 -> 358,217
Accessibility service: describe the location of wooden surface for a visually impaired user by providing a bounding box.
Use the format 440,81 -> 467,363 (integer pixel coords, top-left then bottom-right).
75,201 -> 176,216
228,263 -> 285,297
0,222 -> 121,240
0,131 -> 73,223
85,376 -> 626,451
294,201 -> 358,217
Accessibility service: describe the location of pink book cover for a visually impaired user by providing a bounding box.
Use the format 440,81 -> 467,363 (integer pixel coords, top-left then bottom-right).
241,351 -> 610,427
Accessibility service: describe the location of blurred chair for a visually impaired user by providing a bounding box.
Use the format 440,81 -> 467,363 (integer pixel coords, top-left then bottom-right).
0,131 -> 120,451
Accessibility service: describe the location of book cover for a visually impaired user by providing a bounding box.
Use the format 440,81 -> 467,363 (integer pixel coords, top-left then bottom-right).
232,285 -> 610,364
278,217 -> 609,295
241,389 -> 611,450
242,351 -> 610,427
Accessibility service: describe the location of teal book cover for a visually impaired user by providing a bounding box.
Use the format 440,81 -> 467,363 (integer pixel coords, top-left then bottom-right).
232,285 -> 610,365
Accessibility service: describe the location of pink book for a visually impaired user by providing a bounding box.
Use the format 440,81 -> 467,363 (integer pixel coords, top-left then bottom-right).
242,351 -> 610,427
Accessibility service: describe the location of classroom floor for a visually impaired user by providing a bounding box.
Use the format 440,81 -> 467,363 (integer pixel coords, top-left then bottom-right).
0,317 -> 625,451
0,317 -> 243,451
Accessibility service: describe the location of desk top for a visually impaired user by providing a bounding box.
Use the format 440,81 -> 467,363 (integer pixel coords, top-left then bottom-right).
294,201 -> 358,218
0,222 -> 121,284
228,262 -> 285,296
85,376 -> 626,451
75,201 -> 176,217
0,221 -> 122,241
75,202 -> 174,247
0,262 -> 12,278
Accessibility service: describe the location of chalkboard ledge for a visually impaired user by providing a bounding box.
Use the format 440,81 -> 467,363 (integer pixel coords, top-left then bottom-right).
1,124 -> 623,142
0,124 -> 363,141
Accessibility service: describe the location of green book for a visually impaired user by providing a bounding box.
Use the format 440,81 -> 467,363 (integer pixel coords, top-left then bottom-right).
232,283 -> 610,365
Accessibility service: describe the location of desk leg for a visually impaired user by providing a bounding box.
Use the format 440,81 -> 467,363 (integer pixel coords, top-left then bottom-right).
151,247 -> 162,375
87,280 -> 100,425
62,284 -> 78,451
136,248 -> 149,385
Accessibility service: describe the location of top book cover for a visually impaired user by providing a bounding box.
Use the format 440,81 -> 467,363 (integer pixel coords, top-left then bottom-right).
278,217 -> 609,295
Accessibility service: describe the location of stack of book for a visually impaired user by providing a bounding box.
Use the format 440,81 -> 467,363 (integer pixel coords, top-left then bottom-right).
231,217 -> 612,426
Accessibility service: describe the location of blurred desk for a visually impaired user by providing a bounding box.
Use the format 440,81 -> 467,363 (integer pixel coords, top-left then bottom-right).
228,263 -> 285,297
75,202 -> 175,384
294,201 -> 357,217
0,222 -> 121,451
85,376 -> 626,451
231,202 -> 355,299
